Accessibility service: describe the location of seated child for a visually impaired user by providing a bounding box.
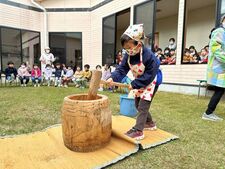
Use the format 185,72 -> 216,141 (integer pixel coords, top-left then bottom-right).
168,49 -> 176,65
155,48 -> 165,63
96,65 -> 102,71
107,24 -> 160,140
183,48 -> 193,63
116,50 -> 123,65
44,64 -> 53,86
76,64 -> 92,88
98,64 -> 111,91
31,64 -> 41,87
204,45 -> 209,55
72,66 -> 83,87
62,65 -> 74,88
18,62 -> 30,87
5,61 -> 17,83
189,46 -> 200,63
161,47 -> 170,65
199,48 -> 208,64
54,63 -> 63,87
62,64 -> 67,76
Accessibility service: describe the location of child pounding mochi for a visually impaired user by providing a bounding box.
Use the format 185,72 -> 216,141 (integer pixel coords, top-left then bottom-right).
107,24 -> 160,140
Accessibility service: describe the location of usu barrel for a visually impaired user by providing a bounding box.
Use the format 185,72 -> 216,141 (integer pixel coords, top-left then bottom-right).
61,94 -> 112,152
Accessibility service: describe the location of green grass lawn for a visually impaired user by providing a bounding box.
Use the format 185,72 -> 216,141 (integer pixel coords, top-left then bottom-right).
0,86 -> 225,169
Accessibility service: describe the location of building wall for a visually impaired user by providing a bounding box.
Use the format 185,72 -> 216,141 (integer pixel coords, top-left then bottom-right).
91,0 -> 105,7
0,3 -> 42,31
8,0 -> 36,6
161,64 -> 207,85
47,12 -> 91,67
40,0 -> 91,8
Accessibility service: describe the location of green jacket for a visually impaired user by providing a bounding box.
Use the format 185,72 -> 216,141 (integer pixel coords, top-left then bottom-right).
207,27 -> 225,88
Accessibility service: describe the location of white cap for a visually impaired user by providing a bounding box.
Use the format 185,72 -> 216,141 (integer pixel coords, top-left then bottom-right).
45,46 -> 50,50
123,24 -> 144,42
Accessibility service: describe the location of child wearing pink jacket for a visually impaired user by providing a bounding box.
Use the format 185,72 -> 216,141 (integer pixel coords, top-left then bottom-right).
31,64 -> 42,87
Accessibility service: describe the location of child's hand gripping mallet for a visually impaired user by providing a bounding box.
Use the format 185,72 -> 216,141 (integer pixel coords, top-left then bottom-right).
102,79 -> 130,88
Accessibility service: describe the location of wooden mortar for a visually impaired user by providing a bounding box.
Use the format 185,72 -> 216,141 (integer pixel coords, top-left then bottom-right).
61,71 -> 112,152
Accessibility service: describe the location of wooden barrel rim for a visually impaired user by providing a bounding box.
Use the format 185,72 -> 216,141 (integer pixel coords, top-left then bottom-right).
64,94 -> 108,103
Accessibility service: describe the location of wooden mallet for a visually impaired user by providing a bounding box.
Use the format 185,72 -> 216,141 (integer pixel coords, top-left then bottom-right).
87,70 -> 102,100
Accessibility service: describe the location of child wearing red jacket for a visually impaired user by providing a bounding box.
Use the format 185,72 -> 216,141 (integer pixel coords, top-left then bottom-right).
31,64 -> 42,87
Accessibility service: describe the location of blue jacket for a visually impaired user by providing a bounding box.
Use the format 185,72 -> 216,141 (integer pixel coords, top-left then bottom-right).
55,68 -> 63,78
111,47 -> 160,89
156,59 -> 163,86
5,67 -> 17,78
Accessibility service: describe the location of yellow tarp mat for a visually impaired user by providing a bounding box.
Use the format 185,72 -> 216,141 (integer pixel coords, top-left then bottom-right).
0,116 -> 178,169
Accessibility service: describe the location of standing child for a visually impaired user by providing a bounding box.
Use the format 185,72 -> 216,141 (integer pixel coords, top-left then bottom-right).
5,61 -> 17,84
107,24 -> 160,140
72,66 -> 83,88
62,65 -> 74,88
31,64 -> 41,87
54,63 -> 63,87
44,64 -> 53,86
18,62 -> 30,87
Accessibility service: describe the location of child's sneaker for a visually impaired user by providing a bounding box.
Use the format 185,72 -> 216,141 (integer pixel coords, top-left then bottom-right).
202,112 -> 223,121
34,84 -> 37,87
125,128 -> 144,140
64,85 -> 68,88
98,88 -> 103,92
38,84 -> 40,87
144,121 -> 157,130
24,84 -> 27,87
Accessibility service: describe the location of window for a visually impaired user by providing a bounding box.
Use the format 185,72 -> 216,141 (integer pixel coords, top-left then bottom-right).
1,28 -> 21,70
22,30 -> 40,67
134,0 -> 155,49
49,32 -> 82,68
0,27 -> 40,71
102,14 -> 116,65
182,0 -> 216,64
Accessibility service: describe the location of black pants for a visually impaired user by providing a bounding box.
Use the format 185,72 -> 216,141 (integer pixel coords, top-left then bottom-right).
134,86 -> 158,131
206,86 -> 225,115
19,76 -> 29,84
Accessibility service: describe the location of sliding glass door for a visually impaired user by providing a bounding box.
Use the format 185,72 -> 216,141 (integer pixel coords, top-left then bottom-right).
102,14 -> 116,65
134,0 -> 155,49
102,1 -> 155,65
0,27 -> 40,70
49,32 -> 82,68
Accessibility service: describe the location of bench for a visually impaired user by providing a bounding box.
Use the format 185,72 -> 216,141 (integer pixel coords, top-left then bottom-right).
197,79 -> 207,98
